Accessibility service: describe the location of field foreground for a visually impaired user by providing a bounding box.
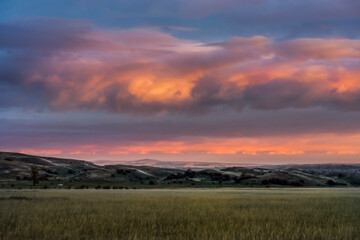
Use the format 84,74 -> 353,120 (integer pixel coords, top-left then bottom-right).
0,188 -> 359,240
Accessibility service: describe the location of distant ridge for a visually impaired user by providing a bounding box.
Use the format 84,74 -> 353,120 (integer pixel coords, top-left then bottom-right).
94,158 -> 260,169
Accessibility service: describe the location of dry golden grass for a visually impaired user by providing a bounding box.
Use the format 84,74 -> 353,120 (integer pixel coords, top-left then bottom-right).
0,188 -> 359,240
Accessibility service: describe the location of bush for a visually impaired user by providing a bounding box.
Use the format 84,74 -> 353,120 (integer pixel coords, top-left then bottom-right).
207,173 -> 231,182
22,176 -> 31,181
262,180 -> 269,185
269,178 -> 288,185
116,169 -> 131,175
148,180 -> 157,185
290,181 -> 304,187
38,175 -> 49,181
233,177 -> 243,184
185,169 -> 195,178
327,180 -> 347,186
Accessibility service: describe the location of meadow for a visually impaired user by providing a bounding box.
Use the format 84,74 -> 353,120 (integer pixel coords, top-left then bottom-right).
0,188 -> 359,240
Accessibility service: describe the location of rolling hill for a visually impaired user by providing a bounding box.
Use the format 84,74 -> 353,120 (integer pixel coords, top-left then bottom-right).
1,152 -> 360,188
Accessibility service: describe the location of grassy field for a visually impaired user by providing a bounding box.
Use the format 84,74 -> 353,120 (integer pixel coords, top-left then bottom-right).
0,188 -> 359,240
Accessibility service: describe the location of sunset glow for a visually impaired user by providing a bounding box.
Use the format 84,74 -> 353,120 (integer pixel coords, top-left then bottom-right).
1,0 -> 360,164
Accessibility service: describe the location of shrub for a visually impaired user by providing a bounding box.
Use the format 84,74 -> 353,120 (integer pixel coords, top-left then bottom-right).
268,178 -> 289,185
290,181 -> 304,187
233,177 -> 242,184
185,169 -> 195,178
148,180 -> 157,185
116,169 -> 131,175
22,176 -> 31,181
327,180 -> 347,186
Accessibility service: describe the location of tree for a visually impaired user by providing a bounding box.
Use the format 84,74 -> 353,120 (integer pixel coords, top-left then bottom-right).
31,166 -> 39,186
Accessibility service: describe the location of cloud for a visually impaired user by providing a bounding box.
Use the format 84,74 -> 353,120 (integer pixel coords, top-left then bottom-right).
1,19 -> 360,115
0,19 -> 97,51
275,38 -> 360,60
4,131 -> 360,163
177,0 -> 263,17
168,26 -> 199,32
3,106 -> 360,162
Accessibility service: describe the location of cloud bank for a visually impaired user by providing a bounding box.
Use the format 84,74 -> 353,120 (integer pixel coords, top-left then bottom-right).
1,19 -> 360,115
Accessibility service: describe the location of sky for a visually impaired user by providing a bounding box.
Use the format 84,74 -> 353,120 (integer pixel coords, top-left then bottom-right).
1,0 -> 360,164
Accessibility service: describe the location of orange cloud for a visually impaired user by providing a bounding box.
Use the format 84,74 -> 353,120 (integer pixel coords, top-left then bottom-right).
0,18 -> 352,114
18,29 -> 359,114
105,133 -> 360,156
14,133 -> 360,157
275,38 -> 360,60
18,149 -> 63,155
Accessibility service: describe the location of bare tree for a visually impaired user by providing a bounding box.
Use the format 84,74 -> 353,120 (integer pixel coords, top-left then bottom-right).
31,166 -> 39,186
